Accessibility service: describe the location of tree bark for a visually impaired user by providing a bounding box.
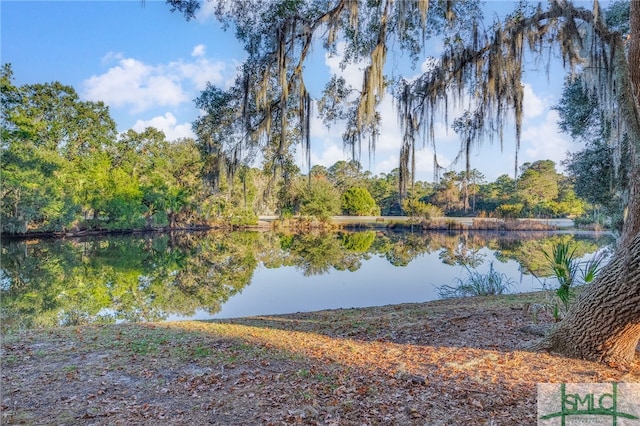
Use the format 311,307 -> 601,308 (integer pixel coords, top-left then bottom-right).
630,1 -> 640,120
536,228 -> 640,368
537,1 -> 640,368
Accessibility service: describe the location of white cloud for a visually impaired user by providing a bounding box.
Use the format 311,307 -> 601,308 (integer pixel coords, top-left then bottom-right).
324,41 -> 366,89
523,83 -> 546,119
305,108 -> 348,170
101,51 -> 124,66
374,96 -> 402,152
191,44 -> 206,57
196,0 -> 220,21
374,154 -> 399,175
132,112 -> 195,141
522,109 -> 574,167
82,50 -> 230,112
305,91 -> 457,180
309,143 -> 348,168
223,62 -> 241,88
420,56 -> 439,74
83,58 -> 187,113
372,147 -> 450,180
309,100 -> 345,138
174,57 -> 226,90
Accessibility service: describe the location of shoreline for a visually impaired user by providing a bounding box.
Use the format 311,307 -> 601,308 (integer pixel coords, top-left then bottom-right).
1,216 -> 605,241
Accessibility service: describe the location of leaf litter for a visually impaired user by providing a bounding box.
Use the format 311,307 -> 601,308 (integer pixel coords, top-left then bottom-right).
2,292 -> 638,425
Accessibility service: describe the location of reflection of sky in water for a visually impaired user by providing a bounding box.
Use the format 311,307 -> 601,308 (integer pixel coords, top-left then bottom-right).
170,247 -> 603,322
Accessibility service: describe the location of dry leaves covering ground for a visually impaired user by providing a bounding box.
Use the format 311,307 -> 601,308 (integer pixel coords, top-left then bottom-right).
2,292 -> 639,425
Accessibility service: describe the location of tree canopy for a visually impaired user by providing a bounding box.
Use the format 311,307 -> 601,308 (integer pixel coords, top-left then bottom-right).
0,65 -> 209,233
1,62 -> 589,234
169,0 -> 482,191
171,1 -> 637,210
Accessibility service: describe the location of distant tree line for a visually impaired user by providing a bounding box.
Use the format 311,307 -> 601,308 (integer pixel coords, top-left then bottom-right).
1,64 -> 590,235
1,64 -> 208,234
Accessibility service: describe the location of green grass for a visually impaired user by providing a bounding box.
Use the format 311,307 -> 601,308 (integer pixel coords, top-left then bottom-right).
438,262 -> 515,298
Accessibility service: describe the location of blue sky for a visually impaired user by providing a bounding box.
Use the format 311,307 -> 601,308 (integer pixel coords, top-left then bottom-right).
1,1 -> 596,182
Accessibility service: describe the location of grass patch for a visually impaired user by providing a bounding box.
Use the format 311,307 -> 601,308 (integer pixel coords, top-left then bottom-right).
192,346 -> 211,358
438,262 -> 515,298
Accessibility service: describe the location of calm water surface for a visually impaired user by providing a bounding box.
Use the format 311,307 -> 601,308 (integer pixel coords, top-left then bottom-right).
0,230 -> 613,330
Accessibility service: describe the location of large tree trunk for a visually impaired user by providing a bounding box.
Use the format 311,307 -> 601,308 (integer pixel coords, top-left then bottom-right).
537,226 -> 640,367
538,168 -> 639,369
537,1 -> 640,368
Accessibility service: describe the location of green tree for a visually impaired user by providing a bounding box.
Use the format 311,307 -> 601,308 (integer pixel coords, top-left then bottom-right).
496,203 -> 525,219
299,176 -> 341,222
517,160 -> 560,217
477,174 -> 516,214
328,160 -> 365,192
431,171 -> 462,214
341,187 -> 380,216
1,67 -> 117,233
401,197 -> 442,221
368,170 -> 401,215
557,77 -> 630,228
554,177 -> 586,218
511,160 -> 585,218
192,84 -> 241,191
466,169 -> 485,213
309,164 -> 329,179
452,110 -> 483,212
102,167 -> 144,230
1,65 -> 212,233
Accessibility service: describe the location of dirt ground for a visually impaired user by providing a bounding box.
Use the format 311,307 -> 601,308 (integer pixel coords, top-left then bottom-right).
2,292 -> 639,425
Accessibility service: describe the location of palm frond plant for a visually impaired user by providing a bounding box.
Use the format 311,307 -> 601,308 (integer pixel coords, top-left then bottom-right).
581,252 -> 606,284
543,242 -> 606,313
543,241 -> 578,310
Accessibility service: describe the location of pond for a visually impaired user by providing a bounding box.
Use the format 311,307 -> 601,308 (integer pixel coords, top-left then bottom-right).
0,229 -> 614,331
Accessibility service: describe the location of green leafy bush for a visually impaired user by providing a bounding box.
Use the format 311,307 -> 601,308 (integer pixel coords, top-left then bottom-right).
341,187 -> 380,216
496,203 -> 524,218
402,197 -> 443,221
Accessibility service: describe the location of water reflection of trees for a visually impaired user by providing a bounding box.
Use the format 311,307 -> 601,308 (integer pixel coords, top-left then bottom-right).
1,230 -> 613,330
261,231 -> 375,275
437,233 -> 486,268
1,233 -> 261,330
488,234 -> 610,277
